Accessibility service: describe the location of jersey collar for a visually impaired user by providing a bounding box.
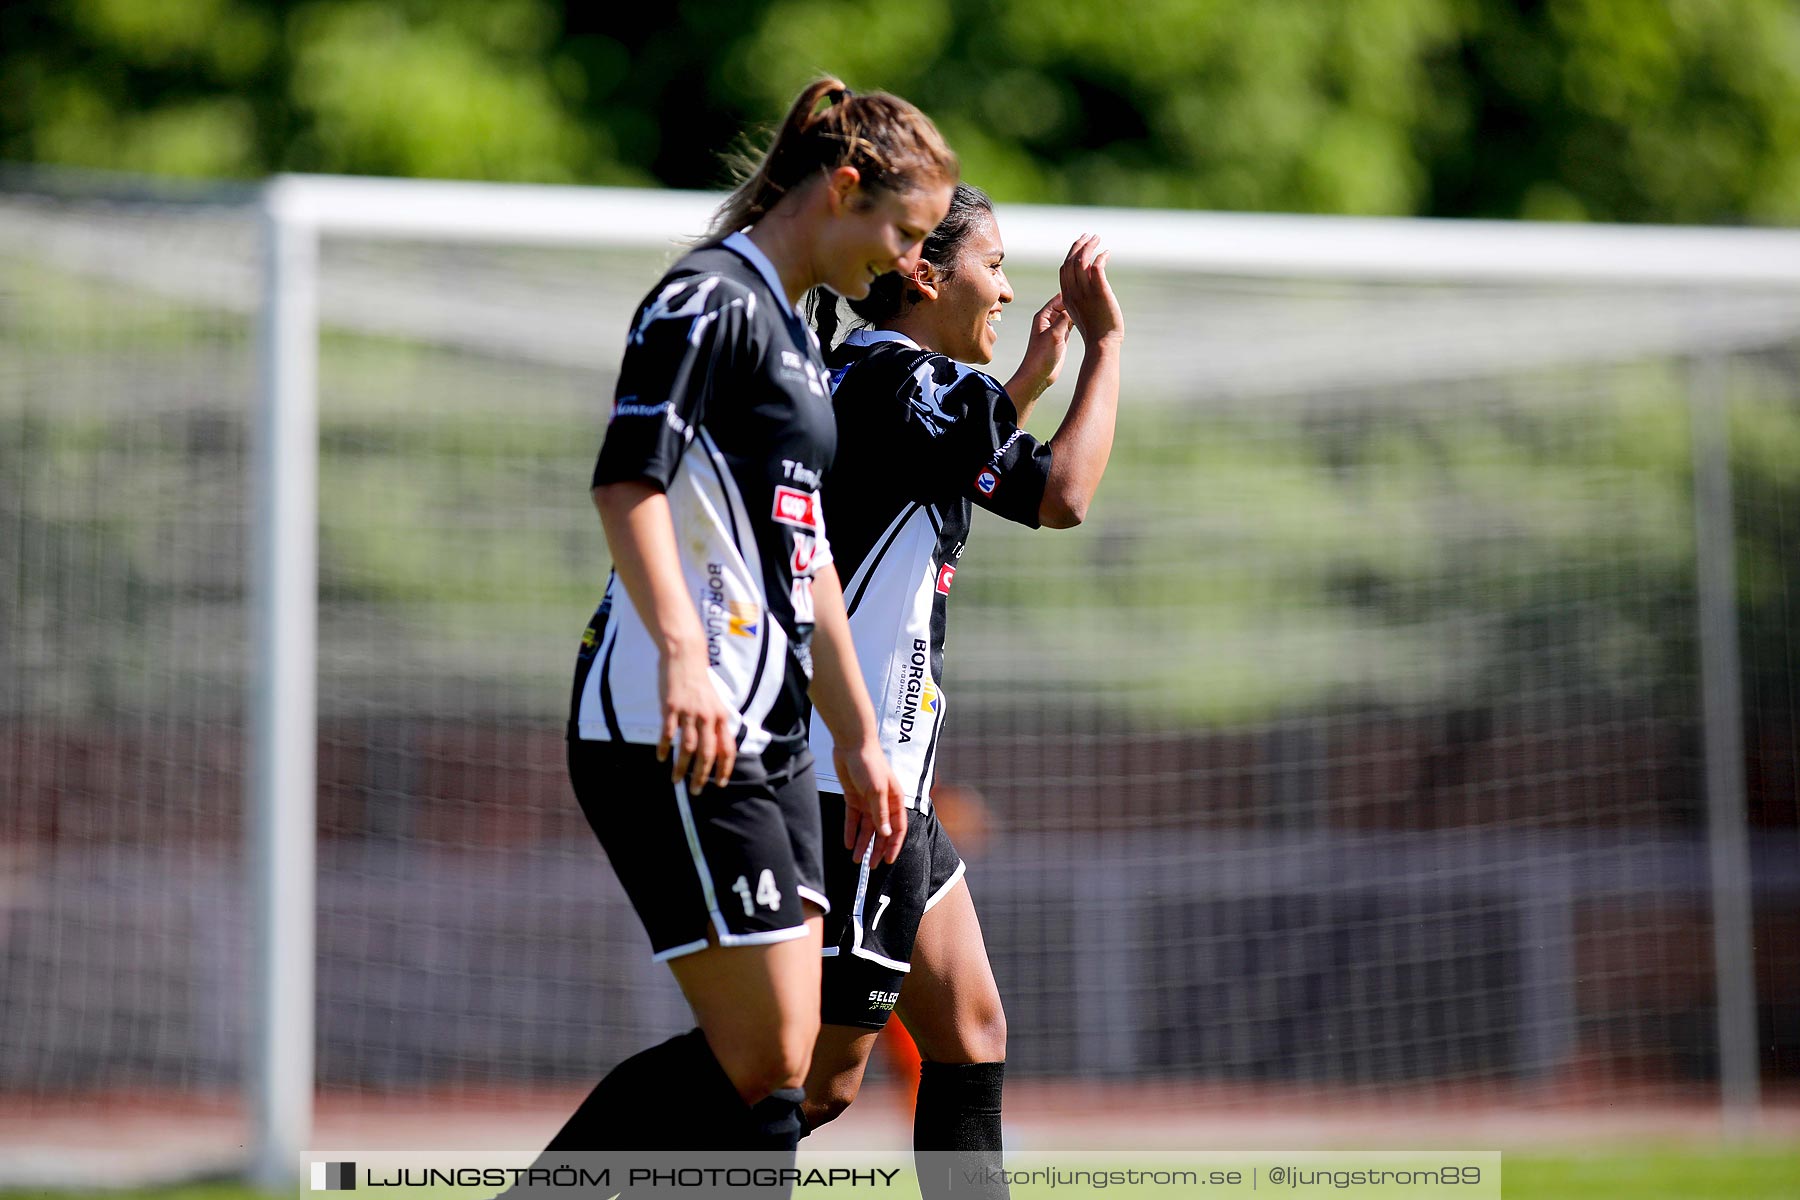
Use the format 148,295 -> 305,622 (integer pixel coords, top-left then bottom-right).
842,328 -> 923,350
722,231 -> 796,317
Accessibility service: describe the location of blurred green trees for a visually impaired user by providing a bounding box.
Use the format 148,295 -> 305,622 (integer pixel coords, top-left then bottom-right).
4,0 -> 1799,221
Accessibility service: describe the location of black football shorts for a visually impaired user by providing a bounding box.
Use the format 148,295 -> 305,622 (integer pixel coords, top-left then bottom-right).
818,791 -> 966,1029
568,738 -> 827,962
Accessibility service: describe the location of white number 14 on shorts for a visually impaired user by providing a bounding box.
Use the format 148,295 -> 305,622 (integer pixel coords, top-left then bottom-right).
731,869 -> 781,915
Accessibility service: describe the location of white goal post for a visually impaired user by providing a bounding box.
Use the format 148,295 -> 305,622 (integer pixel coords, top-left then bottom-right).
247,174 -> 1800,1187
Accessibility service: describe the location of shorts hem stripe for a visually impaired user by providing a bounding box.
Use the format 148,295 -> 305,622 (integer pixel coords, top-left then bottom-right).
797,885 -> 831,913
716,925 -> 811,948
923,860 -> 967,913
820,946 -> 841,957
850,945 -> 913,973
651,938 -> 710,963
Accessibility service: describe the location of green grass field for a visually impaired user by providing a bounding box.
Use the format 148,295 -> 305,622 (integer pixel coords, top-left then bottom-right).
1502,1149 -> 1800,1198
5,1150 -> 1798,1200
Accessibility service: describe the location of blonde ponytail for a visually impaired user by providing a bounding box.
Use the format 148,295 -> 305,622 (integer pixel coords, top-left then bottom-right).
709,77 -> 958,239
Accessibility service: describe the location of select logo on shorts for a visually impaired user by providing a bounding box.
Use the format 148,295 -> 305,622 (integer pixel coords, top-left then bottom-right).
935,563 -> 956,595
771,485 -> 819,529
973,468 -> 999,497
311,1162 -> 356,1191
727,599 -> 759,638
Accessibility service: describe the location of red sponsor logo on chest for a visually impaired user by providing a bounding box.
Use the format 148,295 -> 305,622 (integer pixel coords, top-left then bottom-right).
935,563 -> 956,595
771,485 -> 819,529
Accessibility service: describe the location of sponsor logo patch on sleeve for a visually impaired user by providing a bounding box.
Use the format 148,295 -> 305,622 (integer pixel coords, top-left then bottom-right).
611,396 -> 675,419
972,429 -> 1025,494
790,576 -> 816,623
771,484 -> 820,529
791,532 -> 820,575
935,563 -> 956,595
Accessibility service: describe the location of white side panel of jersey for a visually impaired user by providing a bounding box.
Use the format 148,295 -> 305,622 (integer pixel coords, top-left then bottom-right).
810,504 -> 944,810
693,430 -> 787,757
575,439 -> 775,752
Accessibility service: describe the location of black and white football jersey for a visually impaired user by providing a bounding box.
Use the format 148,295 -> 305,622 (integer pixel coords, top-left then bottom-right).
809,329 -> 1053,811
572,232 -> 836,778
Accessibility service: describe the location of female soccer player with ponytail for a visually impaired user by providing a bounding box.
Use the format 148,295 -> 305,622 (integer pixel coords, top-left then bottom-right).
549,79 -> 954,1158
804,185 -> 1124,1196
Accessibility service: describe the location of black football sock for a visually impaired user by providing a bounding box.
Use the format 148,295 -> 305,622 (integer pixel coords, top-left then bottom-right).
915,1060 -> 1009,1200
745,1086 -> 806,1150
543,1028 -> 746,1152
725,1086 -> 807,1200
532,1030 -> 806,1199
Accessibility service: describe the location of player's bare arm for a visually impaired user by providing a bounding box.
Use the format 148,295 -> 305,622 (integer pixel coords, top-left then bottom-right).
1038,234 -> 1124,528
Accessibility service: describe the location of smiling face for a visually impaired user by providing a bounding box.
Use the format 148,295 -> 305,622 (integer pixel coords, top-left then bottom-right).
917,210 -> 1012,364
819,176 -> 954,302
